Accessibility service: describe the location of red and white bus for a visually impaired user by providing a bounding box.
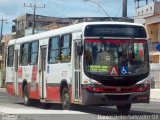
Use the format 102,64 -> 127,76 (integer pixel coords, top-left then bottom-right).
6,22 -> 150,113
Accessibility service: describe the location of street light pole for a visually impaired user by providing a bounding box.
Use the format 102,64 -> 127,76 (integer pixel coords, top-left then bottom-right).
84,0 -> 113,21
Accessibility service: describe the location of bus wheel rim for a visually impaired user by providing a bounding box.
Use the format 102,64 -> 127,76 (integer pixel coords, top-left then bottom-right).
63,93 -> 69,109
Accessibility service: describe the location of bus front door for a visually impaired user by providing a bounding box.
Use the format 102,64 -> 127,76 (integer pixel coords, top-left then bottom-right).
13,50 -> 19,96
39,46 -> 47,101
73,40 -> 82,102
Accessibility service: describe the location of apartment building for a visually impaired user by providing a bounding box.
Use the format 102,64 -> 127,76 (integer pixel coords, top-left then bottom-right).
135,0 -> 160,88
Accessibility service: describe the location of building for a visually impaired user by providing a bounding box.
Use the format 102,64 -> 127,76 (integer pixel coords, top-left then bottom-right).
135,0 -> 160,89
12,13 -> 64,38
12,13 -> 134,38
0,34 -> 12,87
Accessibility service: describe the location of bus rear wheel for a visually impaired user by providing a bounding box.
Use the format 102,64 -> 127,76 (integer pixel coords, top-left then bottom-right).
62,87 -> 70,110
116,104 -> 131,114
23,85 -> 30,106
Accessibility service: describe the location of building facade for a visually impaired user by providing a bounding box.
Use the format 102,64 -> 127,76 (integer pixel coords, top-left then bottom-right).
12,13 -> 63,38
135,0 -> 160,88
0,34 -> 12,87
12,13 -> 134,38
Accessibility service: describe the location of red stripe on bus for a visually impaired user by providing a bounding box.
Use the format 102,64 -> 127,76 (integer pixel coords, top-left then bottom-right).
18,84 -> 23,97
28,84 -> 40,100
6,83 -> 73,103
46,86 -> 61,102
6,84 -> 14,95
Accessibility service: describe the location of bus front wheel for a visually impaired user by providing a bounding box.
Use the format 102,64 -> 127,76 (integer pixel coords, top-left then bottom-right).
61,87 -> 70,110
116,104 -> 131,114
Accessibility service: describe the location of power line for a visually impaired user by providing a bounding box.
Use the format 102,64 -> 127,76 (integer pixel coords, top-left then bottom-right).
24,3 -> 45,34
115,1 -> 123,17
84,0 -> 113,21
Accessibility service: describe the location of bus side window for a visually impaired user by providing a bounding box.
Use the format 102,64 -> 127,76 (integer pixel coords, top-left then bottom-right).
30,41 -> 39,65
48,36 -> 60,64
61,34 -> 72,63
7,45 -> 14,67
20,43 -> 29,66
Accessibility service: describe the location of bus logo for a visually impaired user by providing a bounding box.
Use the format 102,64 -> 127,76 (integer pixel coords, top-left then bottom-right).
110,66 -> 118,76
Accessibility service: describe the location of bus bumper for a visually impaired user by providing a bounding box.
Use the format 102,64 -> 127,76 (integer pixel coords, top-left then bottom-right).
81,89 -> 150,106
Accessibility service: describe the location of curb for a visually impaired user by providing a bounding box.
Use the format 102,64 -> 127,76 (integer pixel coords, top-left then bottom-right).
151,89 -> 160,101
0,88 -> 6,92
150,98 -> 160,102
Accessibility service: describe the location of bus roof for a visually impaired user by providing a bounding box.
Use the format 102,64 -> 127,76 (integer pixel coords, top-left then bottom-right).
8,21 -> 144,46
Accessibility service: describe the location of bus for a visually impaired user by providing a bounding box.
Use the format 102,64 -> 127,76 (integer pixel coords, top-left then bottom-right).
6,22 -> 150,113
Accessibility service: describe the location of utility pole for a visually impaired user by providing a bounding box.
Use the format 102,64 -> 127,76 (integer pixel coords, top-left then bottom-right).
0,18 -> 7,46
24,3 -> 45,34
122,0 -> 127,18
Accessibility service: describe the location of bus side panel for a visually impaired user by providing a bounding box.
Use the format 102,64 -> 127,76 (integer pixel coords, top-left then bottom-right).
45,85 -> 72,103
45,64 -> 63,102
28,65 -> 40,99
19,66 -> 40,100
28,83 -> 40,99
46,63 -> 72,102
18,83 -> 23,97
46,85 -> 61,102
6,83 -> 14,95
6,67 -> 14,95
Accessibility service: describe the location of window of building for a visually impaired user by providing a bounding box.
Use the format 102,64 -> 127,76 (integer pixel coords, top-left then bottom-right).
20,43 -> 29,65
61,34 -> 72,62
146,9 -> 148,13
29,22 -> 33,27
48,36 -> 60,64
30,41 -> 39,65
7,45 -> 14,67
17,21 -> 20,29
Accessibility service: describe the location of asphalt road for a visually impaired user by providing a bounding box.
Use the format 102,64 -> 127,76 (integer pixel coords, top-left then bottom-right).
0,88 -> 160,120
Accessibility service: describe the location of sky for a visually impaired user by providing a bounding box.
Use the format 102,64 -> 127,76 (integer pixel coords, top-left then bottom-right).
0,0 -> 148,35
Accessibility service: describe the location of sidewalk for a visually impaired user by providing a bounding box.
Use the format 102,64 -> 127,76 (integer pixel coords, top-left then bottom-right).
0,88 -> 6,92
150,89 -> 160,101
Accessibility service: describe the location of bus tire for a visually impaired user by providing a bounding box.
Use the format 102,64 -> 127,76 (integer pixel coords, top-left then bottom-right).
116,104 -> 131,114
23,85 -> 30,106
61,87 -> 70,110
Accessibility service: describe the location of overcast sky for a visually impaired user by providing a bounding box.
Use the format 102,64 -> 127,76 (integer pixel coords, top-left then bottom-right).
0,0 -> 138,34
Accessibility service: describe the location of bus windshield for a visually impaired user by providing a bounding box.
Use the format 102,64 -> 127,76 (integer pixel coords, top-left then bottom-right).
84,39 -> 149,77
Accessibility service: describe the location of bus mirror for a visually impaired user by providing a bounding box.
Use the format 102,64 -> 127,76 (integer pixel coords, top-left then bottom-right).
77,44 -> 83,56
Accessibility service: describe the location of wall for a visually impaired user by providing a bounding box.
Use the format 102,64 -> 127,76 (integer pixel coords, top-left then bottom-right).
146,23 -> 158,42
